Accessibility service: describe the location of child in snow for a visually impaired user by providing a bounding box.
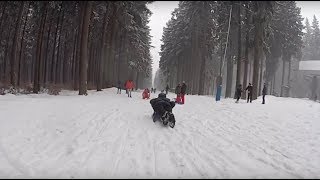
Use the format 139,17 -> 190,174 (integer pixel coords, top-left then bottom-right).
150,93 -> 176,127
175,83 -> 182,104
181,81 -> 187,104
142,88 -> 150,99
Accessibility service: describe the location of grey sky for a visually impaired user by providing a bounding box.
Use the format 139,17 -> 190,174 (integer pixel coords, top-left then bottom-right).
147,1 -> 179,81
296,1 -> 320,23
147,1 -> 319,81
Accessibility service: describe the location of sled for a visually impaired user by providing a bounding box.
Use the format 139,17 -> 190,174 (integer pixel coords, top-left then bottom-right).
152,112 -> 175,128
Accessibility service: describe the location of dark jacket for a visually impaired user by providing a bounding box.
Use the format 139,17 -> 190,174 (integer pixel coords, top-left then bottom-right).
118,81 -> 121,88
262,86 -> 267,95
166,85 -> 169,91
150,97 -> 175,116
181,83 -> 187,94
175,85 -> 181,94
246,85 -> 253,94
236,86 -> 242,97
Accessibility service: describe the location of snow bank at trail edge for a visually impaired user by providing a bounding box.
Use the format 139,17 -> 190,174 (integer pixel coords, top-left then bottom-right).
0,88 -> 319,178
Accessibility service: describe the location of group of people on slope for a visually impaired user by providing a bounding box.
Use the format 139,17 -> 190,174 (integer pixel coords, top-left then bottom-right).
235,83 -> 267,104
117,80 -> 135,98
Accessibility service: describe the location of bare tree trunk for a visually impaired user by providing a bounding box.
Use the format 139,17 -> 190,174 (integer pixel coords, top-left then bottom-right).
10,1 -> 24,88
79,1 -> 92,95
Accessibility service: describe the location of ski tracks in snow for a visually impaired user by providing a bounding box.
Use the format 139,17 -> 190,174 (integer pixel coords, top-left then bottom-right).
0,90 -> 320,178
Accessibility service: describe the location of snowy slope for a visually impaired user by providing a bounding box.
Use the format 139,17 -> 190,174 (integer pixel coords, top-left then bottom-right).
0,88 -> 319,178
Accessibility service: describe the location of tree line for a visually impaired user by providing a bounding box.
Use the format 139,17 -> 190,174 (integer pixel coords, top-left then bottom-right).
155,1 -> 304,100
0,1 -> 153,95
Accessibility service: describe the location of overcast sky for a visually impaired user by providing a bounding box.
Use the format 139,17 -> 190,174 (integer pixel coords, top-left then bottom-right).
147,1 -> 320,80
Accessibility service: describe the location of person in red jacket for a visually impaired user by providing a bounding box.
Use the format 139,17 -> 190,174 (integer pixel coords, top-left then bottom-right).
125,80 -> 134,98
142,88 -> 150,99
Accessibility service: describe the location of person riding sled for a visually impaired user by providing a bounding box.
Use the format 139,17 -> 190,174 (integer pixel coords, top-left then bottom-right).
150,93 -> 176,128
142,88 -> 150,99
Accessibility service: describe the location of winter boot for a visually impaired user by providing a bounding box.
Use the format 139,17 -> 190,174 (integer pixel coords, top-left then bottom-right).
161,111 -> 169,125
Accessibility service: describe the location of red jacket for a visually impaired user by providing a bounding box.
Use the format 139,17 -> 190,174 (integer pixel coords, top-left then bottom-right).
125,81 -> 134,89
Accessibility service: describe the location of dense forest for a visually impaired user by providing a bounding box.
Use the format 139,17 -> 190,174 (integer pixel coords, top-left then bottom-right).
0,1 -> 318,100
155,1 -> 311,100
0,1 -> 153,95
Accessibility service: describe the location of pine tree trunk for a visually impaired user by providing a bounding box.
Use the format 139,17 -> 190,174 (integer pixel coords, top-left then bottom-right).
51,6 -> 62,83
79,1 -> 92,95
97,9 -> 109,91
258,58 -> 263,96
280,58 -> 286,97
43,8 -> 54,87
252,15 -> 263,100
55,9 -> 65,84
235,1 -> 242,97
287,59 -> 291,97
242,3 -> 250,99
33,3 -> 48,93
10,1 -> 24,88
18,2 -> 31,87
0,1 -> 8,42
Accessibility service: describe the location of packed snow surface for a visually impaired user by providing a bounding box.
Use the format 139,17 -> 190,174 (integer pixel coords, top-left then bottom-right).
0,88 -> 319,178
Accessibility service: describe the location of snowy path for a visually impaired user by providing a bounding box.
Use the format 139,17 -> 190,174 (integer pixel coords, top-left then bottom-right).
0,88 -> 319,178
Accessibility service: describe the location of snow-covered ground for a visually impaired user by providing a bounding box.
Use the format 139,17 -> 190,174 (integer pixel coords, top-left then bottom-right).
0,88 -> 319,178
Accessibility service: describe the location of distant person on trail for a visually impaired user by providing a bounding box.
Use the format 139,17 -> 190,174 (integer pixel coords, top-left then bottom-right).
262,83 -> 267,104
154,88 -> 157,93
235,84 -> 242,103
150,93 -> 176,128
181,81 -> 187,104
151,87 -> 154,93
117,80 -> 122,94
175,83 -> 182,104
125,81 -> 128,94
245,83 -> 253,103
165,84 -> 169,95
125,80 -> 134,98
142,88 -> 150,99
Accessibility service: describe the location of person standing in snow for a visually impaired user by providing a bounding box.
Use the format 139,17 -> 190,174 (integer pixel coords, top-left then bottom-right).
125,80 -> 134,98
125,81 -> 128,94
165,84 -> 169,95
154,88 -> 157,93
235,84 -> 242,103
245,83 -> 253,103
181,81 -> 187,104
117,80 -> 122,94
262,83 -> 267,104
175,83 -> 182,104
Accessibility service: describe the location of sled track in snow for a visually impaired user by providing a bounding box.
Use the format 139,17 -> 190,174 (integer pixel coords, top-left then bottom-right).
0,89 -> 320,178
